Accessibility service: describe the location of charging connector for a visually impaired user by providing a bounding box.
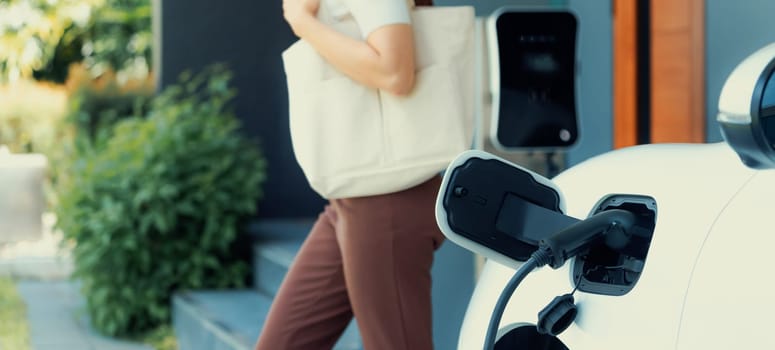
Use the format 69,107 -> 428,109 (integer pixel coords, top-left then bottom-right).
540,209 -> 636,269
483,208 -> 638,350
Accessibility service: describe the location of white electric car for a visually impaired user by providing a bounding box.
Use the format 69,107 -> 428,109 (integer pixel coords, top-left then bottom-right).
437,43 -> 775,349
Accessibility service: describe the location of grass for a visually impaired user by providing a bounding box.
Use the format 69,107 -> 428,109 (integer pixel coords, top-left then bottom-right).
0,277 -> 31,350
137,324 -> 178,350
0,276 -> 177,350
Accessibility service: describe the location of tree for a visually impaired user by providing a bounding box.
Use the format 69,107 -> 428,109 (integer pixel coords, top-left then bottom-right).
0,0 -> 151,83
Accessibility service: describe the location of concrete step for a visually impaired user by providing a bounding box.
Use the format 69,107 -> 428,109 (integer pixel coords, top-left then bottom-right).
246,218 -> 475,350
252,238 -> 303,297
173,217 -> 475,350
247,219 -> 311,296
172,219 -> 363,350
172,290 -> 361,350
173,290 -> 265,350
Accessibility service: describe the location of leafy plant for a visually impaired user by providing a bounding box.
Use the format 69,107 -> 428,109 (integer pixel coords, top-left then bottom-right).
55,65 -> 266,336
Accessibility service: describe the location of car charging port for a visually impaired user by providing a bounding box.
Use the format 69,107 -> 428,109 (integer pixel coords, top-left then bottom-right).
571,194 -> 658,296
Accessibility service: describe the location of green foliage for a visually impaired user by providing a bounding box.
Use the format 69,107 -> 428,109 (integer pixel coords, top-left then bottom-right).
0,0 -> 92,82
78,0 -> 152,80
55,65 -> 266,337
0,0 -> 151,83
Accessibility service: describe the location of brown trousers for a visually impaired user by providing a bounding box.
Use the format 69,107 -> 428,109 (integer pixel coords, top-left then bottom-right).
254,176 -> 445,350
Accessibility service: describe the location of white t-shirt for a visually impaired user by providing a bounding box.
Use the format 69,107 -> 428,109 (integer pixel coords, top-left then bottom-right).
325,0 -> 412,37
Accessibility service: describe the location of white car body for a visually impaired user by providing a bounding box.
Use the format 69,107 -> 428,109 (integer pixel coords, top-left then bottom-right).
458,141 -> 775,349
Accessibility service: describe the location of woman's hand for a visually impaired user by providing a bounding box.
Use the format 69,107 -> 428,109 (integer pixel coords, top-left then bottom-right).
283,0 -> 321,37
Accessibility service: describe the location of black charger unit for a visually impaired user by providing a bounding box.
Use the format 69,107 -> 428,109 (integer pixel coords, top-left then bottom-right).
488,8 -> 579,150
436,150 -> 579,267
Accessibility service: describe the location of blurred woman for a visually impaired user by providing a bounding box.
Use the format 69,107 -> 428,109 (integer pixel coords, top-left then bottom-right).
254,0 -> 444,349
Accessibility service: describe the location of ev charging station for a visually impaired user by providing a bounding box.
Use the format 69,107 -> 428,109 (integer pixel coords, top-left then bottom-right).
442,5 -> 658,348
438,2 -> 775,349
465,0 -> 613,176
420,2 -> 616,347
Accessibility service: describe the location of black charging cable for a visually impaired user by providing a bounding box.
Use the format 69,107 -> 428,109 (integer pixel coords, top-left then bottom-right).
481,209 -> 636,350
482,248 -> 553,350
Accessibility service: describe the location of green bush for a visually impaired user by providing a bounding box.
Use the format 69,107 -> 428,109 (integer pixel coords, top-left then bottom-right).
55,66 -> 266,336
43,65 -> 155,197
64,64 -> 155,148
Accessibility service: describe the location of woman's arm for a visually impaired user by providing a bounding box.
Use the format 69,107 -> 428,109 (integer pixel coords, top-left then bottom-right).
283,0 -> 416,95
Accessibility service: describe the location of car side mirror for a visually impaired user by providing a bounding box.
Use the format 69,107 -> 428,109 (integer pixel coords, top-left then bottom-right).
718,42 -> 775,169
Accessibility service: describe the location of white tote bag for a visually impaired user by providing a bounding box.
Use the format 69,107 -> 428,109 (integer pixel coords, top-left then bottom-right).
282,0 -> 475,199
